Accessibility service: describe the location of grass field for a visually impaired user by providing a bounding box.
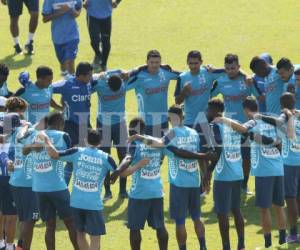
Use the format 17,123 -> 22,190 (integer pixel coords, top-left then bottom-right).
1,0 -> 300,249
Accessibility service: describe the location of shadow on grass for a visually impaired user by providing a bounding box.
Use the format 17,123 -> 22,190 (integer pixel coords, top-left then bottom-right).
0,53 -> 32,70
104,197 -> 127,223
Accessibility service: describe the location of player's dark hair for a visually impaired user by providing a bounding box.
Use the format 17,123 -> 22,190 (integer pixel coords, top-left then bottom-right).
187,50 -> 202,61
36,66 -> 53,79
47,112 -> 65,128
242,97 -> 258,112
76,62 -> 93,77
87,129 -> 101,146
147,50 -> 161,60
129,117 -> 146,136
277,57 -> 293,71
168,104 -> 183,117
208,98 -> 225,113
108,75 -> 122,92
5,97 -> 28,113
224,54 -> 239,65
294,68 -> 300,76
280,92 -> 296,110
249,56 -> 267,72
0,63 -> 9,77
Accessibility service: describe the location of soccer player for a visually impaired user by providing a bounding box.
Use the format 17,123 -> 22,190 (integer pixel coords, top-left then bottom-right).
292,69 -> 300,109
52,62 -> 93,185
253,53 -> 273,113
84,0 -> 122,71
3,107 -> 39,250
42,0 -> 82,76
121,117 -> 168,250
0,64 -> 13,98
14,66 -> 62,124
37,129 -> 132,250
205,98 -> 245,250
92,70 -> 128,199
1,0 -> 38,54
0,97 -> 17,250
24,112 -> 78,250
129,105 -> 217,250
214,97 -> 286,248
127,50 -> 180,137
251,92 -> 300,243
211,53 -> 260,194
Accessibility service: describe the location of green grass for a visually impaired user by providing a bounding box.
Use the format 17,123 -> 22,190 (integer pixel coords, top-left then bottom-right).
1,0 -> 300,249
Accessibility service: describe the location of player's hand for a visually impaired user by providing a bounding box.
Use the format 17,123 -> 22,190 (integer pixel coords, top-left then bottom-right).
59,4 -> 71,12
32,143 -> 44,152
1,0 -> 7,5
282,108 -> 293,118
110,171 -> 120,184
182,82 -> 192,96
7,160 -> 14,172
204,64 -> 214,73
252,113 -> 261,120
212,117 -> 223,124
94,72 -> 106,80
36,132 -> 49,143
138,158 -> 150,168
206,150 -> 218,162
127,134 -> 141,143
245,76 -> 253,86
258,95 -> 265,103
120,71 -> 130,81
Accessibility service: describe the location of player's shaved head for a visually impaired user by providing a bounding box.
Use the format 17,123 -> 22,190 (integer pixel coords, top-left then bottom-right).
108,75 -> 122,92
280,92 -> 296,110
47,112 -> 65,130
249,56 -> 269,77
87,129 -> 101,146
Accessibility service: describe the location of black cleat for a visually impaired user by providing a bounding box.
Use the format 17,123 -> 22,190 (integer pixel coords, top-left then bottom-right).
25,41 -> 34,55
14,44 -> 22,54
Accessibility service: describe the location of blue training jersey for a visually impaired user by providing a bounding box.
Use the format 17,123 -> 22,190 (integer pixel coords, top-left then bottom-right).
164,126 -> 201,187
52,76 -> 92,125
244,119 -> 283,176
15,82 -> 53,124
174,68 -> 224,125
86,0 -> 112,19
0,82 -> 10,97
58,147 -> 117,210
31,129 -> 71,192
9,127 -> 36,187
127,139 -> 164,199
42,0 -> 82,45
253,75 -> 267,113
211,74 -> 260,123
126,66 -> 180,126
212,123 -> 244,181
92,70 -> 126,125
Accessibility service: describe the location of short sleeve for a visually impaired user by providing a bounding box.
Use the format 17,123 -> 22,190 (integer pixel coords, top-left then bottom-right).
42,0 -> 53,15
58,147 -> 79,163
163,129 -> 175,145
52,80 -> 67,94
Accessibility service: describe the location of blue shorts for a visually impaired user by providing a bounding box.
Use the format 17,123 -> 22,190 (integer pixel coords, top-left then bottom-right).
255,176 -> 284,208
73,208 -> 106,236
213,180 -> 241,215
36,189 -> 72,221
145,121 -> 168,137
10,186 -> 39,222
97,120 -> 128,149
0,179 -> 16,215
127,198 -> 164,230
54,39 -> 79,64
169,184 -> 201,223
284,165 -> 300,198
7,0 -> 39,17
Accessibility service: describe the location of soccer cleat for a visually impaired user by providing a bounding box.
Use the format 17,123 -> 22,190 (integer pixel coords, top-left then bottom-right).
119,191 -> 128,199
103,191 -> 112,201
14,44 -> 22,54
24,41 -> 34,55
286,235 -> 300,243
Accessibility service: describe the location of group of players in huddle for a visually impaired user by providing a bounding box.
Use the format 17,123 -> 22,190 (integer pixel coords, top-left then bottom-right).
0,49 -> 299,250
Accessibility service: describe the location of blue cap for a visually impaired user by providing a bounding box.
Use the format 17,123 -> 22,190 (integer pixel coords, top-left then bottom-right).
259,53 -> 273,65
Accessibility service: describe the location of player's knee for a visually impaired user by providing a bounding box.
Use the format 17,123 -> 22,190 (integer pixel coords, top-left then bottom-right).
130,230 -> 141,244
29,11 -> 39,19
175,218 -> 185,226
156,226 -> 168,241
46,220 -> 56,232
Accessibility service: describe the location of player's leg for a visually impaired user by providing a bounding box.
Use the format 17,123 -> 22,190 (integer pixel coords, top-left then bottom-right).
255,177 -> 274,248
7,0 -> 22,53
63,39 -> 79,75
98,16 -> 112,71
85,210 -> 106,250
87,15 -> 102,68
77,232 -> 89,250
169,185 -> 188,250
73,208 -> 89,250
45,219 -> 56,250
231,181 -> 245,250
272,176 -> 286,245
114,121 -> 128,197
241,140 -> 251,194
54,43 -> 68,77
51,190 -> 78,250
0,214 -> 5,249
213,181 -> 232,250
284,165 -> 299,242
128,198 -> 151,250
24,0 -> 39,54
4,215 -> 17,250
